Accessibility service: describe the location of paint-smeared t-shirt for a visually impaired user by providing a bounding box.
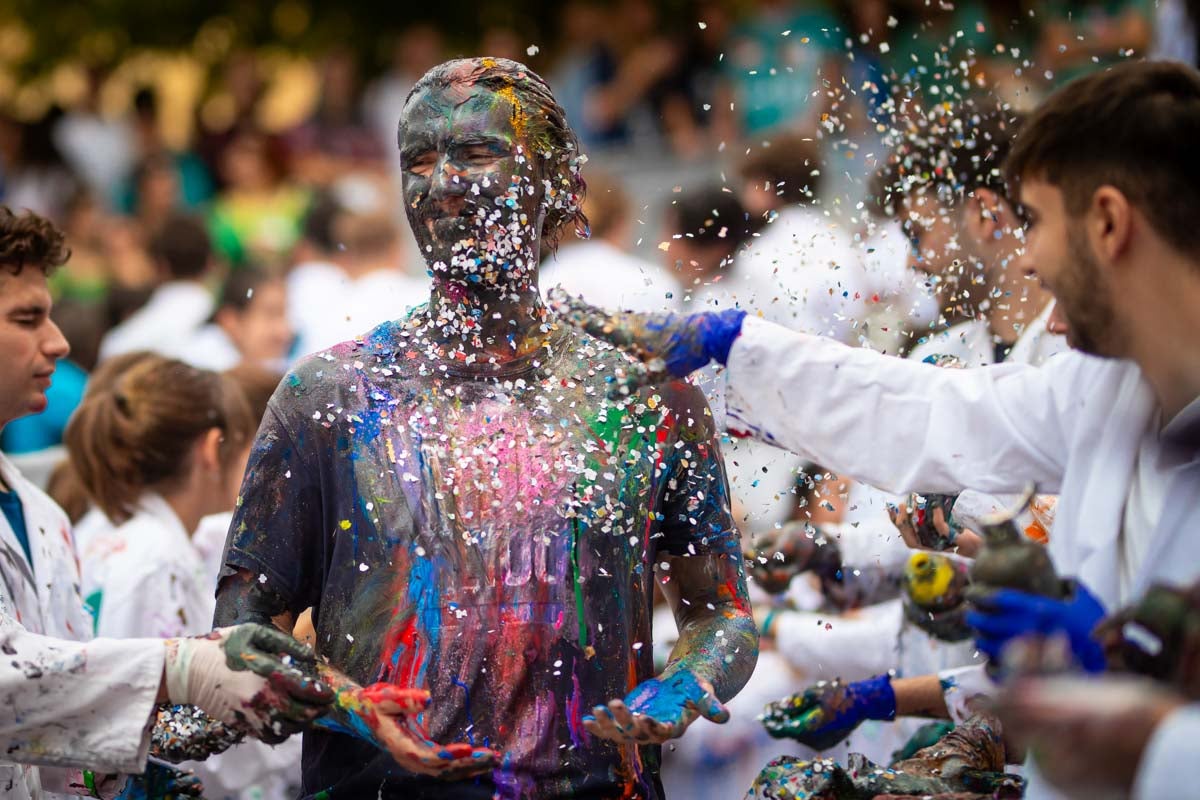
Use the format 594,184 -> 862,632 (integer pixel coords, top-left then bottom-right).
221,315 -> 740,800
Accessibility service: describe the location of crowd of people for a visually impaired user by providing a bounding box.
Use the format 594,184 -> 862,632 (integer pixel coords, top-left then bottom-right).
0,2 -> 1199,800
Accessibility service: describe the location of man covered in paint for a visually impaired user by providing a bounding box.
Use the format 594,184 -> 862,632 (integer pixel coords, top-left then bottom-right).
214,57 -> 757,799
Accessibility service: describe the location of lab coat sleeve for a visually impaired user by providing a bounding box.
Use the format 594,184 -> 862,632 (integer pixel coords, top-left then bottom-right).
1132,704 -> 1200,800
0,619 -> 162,773
937,663 -> 995,724
773,599 -> 904,683
723,317 -> 1084,495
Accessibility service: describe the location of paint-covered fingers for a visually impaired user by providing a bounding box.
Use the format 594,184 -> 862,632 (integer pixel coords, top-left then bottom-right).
688,678 -> 730,724
370,713 -> 497,777
115,762 -> 204,799
547,288 -> 641,350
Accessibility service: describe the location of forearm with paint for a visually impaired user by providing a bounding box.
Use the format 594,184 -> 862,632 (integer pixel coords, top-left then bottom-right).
659,553 -> 759,702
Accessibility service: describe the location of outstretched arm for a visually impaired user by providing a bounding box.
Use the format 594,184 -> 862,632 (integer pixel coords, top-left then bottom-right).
584,552 -> 758,744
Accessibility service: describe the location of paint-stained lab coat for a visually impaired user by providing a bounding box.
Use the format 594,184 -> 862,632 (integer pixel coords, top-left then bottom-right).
0,453 -> 162,798
720,317 -> 1200,799
78,494 -> 299,800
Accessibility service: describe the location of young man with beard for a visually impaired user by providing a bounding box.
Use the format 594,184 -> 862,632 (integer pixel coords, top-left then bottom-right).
214,58 -> 756,800
556,60 -> 1200,799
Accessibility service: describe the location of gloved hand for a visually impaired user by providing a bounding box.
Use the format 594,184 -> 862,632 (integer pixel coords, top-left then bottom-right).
966,583 -> 1107,673
164,623 -> 334,743
115,762 -> 203,799
760,674 -> 896,750
549,288 -> 746,391
584,669 -> 729,744
748,522 -> 841,595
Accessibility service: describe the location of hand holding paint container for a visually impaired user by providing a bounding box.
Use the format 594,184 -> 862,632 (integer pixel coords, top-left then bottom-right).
582,668 -> 729,744
314,666 -> 498,778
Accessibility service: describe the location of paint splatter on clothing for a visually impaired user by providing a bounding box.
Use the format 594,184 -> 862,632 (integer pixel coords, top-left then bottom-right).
221,316 -> 739,799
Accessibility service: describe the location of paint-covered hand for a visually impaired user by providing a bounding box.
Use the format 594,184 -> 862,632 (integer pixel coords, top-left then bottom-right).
164,624 -> 334,744
583,669 -> 729,744
967,583 -> 1107,673
748,522 -> 841,595
114,762 -> 203,799
150,704 -> 244,763
760,674 -> 896,750
318,680 -> 499,778
550,288 -> 747,391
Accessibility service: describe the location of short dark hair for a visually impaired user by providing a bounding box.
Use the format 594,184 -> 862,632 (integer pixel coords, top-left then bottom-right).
669,184 -> 753,251
150,213 -> 212,280
0,206 -> 70,277
1005,61 -> 1200,261
879,95 -> 1022,216
403,57 -> 589,250
738,133 -> 823,205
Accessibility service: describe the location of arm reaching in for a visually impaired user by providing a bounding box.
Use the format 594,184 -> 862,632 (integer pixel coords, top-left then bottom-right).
584,553 -> 759,744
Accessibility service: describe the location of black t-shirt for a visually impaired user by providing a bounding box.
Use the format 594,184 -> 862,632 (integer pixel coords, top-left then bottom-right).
222,315 -> 739,799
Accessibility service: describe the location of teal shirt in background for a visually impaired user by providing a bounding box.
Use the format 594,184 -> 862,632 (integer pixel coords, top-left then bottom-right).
0,486 -> 34,566
0,359 -> 88,455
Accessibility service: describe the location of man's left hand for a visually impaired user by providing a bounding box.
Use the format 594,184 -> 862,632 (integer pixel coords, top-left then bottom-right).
967,583 -> 1107,673
583,669 -> 729,744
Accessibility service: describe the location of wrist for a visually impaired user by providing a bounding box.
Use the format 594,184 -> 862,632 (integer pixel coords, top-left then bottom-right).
701,309 -> 747,365
854,673 -> 897,721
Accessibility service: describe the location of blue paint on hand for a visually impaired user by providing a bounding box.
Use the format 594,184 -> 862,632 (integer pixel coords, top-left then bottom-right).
625,669 -> 728,727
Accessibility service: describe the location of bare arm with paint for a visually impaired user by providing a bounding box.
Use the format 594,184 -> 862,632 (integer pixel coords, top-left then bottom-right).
584,552 -> 759,745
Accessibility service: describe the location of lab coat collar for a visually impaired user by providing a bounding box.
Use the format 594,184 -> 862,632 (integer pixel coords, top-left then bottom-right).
1162,393 -> 1200,446
0,453 -> 39,586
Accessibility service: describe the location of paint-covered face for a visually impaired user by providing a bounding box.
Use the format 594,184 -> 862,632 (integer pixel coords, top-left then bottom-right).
399,81 -> 545,287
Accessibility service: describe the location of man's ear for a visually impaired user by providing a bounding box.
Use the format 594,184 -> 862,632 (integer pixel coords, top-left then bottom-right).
963,188 -> 1006,242
1090,185 -> 1133,267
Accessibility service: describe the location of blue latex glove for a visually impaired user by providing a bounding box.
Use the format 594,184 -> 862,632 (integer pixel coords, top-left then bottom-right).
966,583 -> 1107,673
759,673 -> 896,750
550,288 -> 746,389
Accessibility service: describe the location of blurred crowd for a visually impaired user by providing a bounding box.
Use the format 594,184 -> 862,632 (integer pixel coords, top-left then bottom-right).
0,1 -> 1195,798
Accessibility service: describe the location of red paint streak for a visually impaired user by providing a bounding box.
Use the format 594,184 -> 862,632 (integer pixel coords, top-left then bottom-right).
380,613 -> 425,688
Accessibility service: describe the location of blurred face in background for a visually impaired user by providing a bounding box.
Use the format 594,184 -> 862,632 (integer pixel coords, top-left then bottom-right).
218,278 -> 293,365
901,192 -> 983,313
0,267 -> 70,426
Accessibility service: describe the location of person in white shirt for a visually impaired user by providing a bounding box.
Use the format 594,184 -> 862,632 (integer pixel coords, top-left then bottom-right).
171,268 -> 293,373
0,206 -> 331,799
289,201 -> 425,359
556,61 -> 1200,799
98,214 -> 215,363
540,170 -> 682,314
886,104 -> 1063,368
66,354 -> 302,799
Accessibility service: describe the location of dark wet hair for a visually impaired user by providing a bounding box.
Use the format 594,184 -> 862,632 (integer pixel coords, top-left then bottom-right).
401,57 -> 589,250
0,206 -> 70,277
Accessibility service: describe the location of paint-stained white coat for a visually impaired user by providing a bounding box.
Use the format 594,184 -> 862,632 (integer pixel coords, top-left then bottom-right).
0,453 -> 163,798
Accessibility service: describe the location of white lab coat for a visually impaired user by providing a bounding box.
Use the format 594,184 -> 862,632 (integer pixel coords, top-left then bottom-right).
722,317 -> 1200,798
288,265 -> 426,360
0,453 -> 161,798
98,281 -> 214,363
78,495 -> 299,799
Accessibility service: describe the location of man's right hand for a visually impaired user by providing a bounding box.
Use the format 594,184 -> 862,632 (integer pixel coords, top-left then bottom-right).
748,522 -> 837,595
318,676 -> 499,779
760,674 -> 896,750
